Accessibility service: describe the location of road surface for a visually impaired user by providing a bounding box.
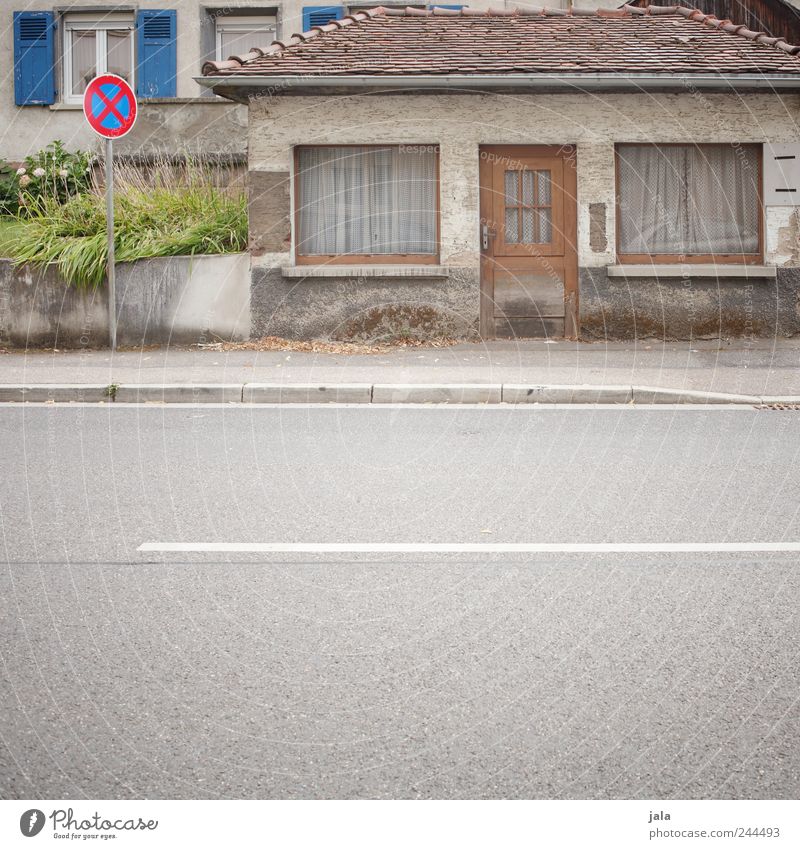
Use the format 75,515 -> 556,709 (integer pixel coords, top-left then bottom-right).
1,404 -> 798,799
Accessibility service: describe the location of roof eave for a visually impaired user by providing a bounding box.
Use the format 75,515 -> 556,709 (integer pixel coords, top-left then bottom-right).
195,72 -> 800,101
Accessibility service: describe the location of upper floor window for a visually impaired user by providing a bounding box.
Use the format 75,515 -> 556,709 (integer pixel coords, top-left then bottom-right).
215,14 -> 276,60
63,13 -> 134,103
616,143 -> 762,263
13,9 -> 176,106
300,6 -> 462,32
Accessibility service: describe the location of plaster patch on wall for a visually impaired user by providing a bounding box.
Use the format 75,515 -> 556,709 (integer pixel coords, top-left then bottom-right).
589,203 -> 608,253
771,207 -> 800,267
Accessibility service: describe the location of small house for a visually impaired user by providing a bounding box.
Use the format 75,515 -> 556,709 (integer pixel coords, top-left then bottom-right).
199,5 -> 800,340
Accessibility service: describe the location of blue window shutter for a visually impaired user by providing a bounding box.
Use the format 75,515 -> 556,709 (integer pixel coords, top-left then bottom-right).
136,10 -> 177,98
13,11 -> 56,105
302,7 -> 344,32
431,5 -> 464,8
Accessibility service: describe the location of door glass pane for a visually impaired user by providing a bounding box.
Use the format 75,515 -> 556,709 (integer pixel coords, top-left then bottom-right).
536,170 -> 551,205
71,30 -> 96,94
538,208 -> 553,243
521,208 -> 534,243
505,207 -> 519,243
522,170 -> 534,206
504,170 -> 518,205
106,30 -> 132,82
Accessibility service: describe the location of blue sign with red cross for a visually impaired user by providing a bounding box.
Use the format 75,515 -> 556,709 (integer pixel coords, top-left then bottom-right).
83,74 -> 137,139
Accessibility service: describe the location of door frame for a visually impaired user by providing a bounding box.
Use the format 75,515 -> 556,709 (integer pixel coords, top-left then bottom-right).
479,144 -> 579,339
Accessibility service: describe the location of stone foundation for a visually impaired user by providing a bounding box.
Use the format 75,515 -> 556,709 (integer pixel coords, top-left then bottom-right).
579,267 -> 800,340
250,265 -> 480,341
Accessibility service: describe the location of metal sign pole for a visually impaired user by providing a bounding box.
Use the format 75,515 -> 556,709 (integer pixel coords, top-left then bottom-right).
105,137 -> 116,351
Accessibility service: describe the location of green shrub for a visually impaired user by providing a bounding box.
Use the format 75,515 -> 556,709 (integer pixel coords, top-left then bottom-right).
6,141 -> 94,216
12,159 -> 248,288
0,163 -> 20,215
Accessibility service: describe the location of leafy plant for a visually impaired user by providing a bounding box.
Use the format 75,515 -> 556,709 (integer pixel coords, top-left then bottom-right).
11,158 -> 248,288
16,140 -> 95,213
0,162 -> 20,215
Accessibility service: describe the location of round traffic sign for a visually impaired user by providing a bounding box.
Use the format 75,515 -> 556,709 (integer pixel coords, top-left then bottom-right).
83,74 -> 137,139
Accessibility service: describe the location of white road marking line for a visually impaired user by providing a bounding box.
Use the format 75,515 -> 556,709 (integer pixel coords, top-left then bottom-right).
138,542 -> 800,553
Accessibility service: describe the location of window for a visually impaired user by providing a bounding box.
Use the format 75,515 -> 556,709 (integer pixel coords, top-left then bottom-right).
63,13 -> 134,103
295,146 -> 439,263
216,14 -> 276,60
616,144 -> 762,262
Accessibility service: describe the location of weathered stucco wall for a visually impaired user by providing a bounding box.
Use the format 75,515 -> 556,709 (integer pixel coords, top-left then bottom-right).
246,91 -> 800,340
0,254 -> 250,347
249,91 -> 800,269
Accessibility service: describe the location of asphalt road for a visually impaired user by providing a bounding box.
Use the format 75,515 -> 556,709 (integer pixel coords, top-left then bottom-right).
1,404 -> 799,800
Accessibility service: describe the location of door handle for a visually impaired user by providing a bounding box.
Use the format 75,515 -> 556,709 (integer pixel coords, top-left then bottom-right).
482,224 -> 496,250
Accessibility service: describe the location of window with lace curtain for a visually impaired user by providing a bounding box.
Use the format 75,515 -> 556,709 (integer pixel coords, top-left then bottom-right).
616,144 -> 762,263
63,12 -> 134,104
295,145 -> 439,263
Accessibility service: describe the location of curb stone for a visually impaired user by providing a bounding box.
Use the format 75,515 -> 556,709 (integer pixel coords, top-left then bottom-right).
243,383 -> 372,403
502,384 -> 632,404
372,384 -> 502,404
0,384 -> 112,402
113,384 -> 244,403
631,386 -> 762,405
0,383 -> 797,406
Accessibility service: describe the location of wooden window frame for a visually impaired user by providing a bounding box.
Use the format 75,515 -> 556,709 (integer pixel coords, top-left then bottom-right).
293,144 -> 441,265
615,143 -> 764,265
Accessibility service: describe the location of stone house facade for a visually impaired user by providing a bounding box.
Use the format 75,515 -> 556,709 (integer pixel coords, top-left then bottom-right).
199,6 -> 800,340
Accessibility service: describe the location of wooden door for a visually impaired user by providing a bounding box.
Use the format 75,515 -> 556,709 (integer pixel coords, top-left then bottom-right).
479,145 -> 578,338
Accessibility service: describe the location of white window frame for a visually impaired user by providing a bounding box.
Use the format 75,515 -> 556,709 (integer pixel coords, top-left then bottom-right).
215,15 -> 276,61
62,13 -> 135,105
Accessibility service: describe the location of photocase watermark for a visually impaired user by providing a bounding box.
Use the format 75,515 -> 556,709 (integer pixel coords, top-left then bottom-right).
20,809 -> 46,837
18,807 -> 159,839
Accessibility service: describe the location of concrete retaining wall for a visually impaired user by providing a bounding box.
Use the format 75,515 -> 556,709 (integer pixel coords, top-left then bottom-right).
0,254 -> 250,348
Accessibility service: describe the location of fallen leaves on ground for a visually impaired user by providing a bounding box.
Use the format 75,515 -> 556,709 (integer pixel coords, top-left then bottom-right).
198,335 -> 467,355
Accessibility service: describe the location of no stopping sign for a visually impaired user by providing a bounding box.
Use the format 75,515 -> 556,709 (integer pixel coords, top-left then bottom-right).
83,74 -> 137,139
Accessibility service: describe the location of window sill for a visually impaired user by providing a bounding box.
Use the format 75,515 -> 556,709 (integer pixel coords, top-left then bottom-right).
49,97 -> 236,111
607,264 -> 776,279
282,265 -> 450,279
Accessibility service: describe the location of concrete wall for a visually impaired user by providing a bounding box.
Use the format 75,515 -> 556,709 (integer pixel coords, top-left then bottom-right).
246,91 -> 800,340
0,253 -> 250,347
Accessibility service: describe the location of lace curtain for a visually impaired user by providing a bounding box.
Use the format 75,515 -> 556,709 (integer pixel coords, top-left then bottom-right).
297,146 -> 437,256
617,144 -> 760,256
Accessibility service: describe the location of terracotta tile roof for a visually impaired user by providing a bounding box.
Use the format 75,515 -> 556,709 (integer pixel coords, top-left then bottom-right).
201,5 -> 800,79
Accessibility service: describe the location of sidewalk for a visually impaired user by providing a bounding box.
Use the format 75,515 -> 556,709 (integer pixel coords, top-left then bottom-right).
1,338 -> 799,402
